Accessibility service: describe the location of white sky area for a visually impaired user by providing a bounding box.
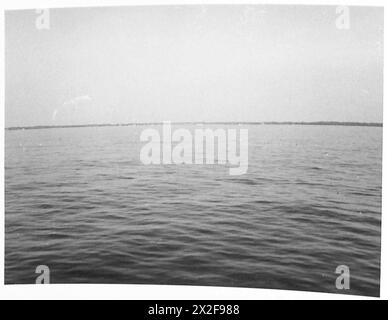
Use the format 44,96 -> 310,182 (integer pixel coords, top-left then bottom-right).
5,5 -> 383,127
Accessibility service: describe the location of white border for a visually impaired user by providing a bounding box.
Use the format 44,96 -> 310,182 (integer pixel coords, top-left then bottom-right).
0,0 -> 385,300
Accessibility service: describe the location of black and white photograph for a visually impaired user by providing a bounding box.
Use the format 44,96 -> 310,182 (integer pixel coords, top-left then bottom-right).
3,3 -> 384,298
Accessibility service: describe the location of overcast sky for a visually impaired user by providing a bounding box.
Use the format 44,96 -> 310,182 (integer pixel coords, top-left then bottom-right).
5,5 -> 383,127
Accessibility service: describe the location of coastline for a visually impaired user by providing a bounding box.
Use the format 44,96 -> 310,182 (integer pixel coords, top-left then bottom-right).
5,121 -> 383,131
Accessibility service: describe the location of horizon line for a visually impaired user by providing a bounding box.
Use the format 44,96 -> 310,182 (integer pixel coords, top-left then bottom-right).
5,121 -> 383,131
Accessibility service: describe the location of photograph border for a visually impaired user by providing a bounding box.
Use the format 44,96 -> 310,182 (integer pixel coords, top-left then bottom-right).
0,0 -> 386,300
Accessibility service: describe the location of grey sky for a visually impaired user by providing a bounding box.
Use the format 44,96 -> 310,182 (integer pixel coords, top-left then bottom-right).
5,5 -> 383,127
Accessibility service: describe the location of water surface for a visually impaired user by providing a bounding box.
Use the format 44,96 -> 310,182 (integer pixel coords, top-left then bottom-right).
5,125 -> 382,296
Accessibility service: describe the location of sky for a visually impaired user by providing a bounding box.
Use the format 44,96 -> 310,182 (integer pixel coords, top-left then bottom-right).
5,5 -> 384,127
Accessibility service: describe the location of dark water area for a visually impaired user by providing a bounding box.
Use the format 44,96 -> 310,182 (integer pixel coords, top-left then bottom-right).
5,125 -> 382,296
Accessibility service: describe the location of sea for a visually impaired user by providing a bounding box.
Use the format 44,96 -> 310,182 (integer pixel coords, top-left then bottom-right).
5,124 -> 382,296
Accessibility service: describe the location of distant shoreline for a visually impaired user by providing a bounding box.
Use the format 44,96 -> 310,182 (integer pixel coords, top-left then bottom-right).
5,121 -> 383,131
